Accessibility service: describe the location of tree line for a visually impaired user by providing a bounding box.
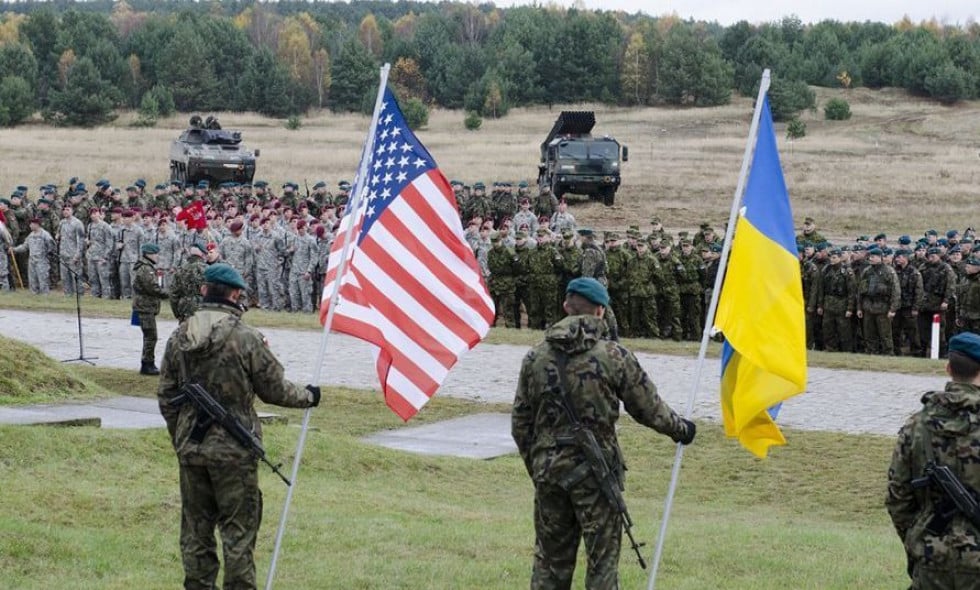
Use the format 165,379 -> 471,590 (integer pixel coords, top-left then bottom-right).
0,1 -> 977,127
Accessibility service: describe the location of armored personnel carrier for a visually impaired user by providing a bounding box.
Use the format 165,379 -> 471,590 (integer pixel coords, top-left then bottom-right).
169,115 -> 259,186
537,111 -> 627,206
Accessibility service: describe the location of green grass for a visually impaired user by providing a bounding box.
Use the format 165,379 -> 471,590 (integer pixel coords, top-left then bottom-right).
0,291 -> 949,377
0,363 -> 908,589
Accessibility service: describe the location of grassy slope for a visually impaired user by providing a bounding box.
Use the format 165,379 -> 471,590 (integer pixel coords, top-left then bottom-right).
0,364 -> 906,589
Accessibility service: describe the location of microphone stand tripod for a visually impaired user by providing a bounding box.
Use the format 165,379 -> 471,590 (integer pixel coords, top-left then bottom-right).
60,257 -> 97,365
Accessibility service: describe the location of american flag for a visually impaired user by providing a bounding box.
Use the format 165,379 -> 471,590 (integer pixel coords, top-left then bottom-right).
319,87 -> 495,420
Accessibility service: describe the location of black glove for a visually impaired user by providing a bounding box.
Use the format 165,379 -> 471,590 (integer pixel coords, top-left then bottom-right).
674,419 -> 696,445
305,384 -> 321,407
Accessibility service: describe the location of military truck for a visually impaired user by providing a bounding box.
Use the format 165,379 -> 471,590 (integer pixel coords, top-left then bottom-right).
537,111 -> 627,206
169,115 -> 259,186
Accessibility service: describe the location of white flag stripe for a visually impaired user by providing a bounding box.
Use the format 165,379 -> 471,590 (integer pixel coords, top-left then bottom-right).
388,193 -> 494,311
351,245 -> 468,353
413,173 -> 468,242
385,366 -> 431,411
369,221 -> 486,336
339,282 -> 449,384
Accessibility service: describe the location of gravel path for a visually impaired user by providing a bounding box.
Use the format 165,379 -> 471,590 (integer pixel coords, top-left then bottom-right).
0,309 -> 939,436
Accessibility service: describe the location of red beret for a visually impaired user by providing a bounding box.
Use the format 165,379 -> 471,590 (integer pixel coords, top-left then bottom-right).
206,242 -> 217,252
296,220 -> 307,229
315,226 -> 326,237
229,220 -> 244,232
112,206 -> 123,214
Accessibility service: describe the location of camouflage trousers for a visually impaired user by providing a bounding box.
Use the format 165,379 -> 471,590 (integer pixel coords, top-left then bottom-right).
27,258 -> 51,294
892,309 -> 920,356
490,288 -> 516,328
628,295 -> 659,339
60,256 -> 83,296
179,462 -> 262,590
528,280 -> 559,330
863,312 -> 894,355
656,292 -> 682,341
87,257 -> 113,298
0,249 -> 8,291
530,479 -> 621,590
910,563 -> 980,590
288,272 -> 313,313
820,310 -> 853,353
679,293 -> 702,341
256,269 -> 283,311
138,312 -> 158,364
608,289 -> 629,337
119,261 -> 136,298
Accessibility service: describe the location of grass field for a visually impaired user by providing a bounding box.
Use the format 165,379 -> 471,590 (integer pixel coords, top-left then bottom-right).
0,352 -> 909,589
1,87 -> 978,238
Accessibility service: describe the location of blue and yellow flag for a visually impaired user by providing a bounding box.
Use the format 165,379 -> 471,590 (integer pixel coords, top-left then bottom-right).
715,97 -> 807,458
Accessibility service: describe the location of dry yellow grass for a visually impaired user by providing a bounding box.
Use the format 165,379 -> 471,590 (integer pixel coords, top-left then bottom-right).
1,86 -> 978,237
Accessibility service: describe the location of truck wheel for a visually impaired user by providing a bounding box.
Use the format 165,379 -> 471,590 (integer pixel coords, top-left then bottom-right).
602,188 -> 615,206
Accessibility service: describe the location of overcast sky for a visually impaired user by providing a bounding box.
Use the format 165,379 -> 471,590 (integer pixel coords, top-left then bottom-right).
493,0 -> 977,26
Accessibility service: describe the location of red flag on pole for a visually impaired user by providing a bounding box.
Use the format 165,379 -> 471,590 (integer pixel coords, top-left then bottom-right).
176,200 -> 207,231
319,88 -> 495,420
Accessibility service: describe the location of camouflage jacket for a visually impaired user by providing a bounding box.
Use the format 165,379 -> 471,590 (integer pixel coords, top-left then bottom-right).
170,255 -> 207,321
512,315 -> 688,483
527,242 -> 562,286
956,273 -> 980,322
674,252 -> 703,295
578,243 -> 607,286
119,224 -> 145,264
920,261 -> 957,311
814,263 -> 855,313
886,382 -> 980,570
219,234 -> 255,278
157,301 -> 313,465
57,216 -> 86,259
626,253 -> 659,298
605,246 -> 632,288
858,263 -> 901,314
487,244 -> 518,292
155,232 -> 181,271
556,241 -> 582,283
85,220 -> 115,261
132,257 -> 168,314
895,263 -> 924,311
13,229 -> 56,262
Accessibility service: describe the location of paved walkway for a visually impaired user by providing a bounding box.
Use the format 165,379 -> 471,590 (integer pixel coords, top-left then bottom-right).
0,309 -> 940,436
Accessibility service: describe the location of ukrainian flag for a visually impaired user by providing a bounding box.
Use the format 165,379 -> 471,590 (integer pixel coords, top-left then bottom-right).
715,97 -> 807,458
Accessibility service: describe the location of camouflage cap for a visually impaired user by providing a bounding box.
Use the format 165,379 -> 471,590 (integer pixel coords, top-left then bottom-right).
650,217 -> 662,224
515,230 -> 528,239
490,231 -> 502,242
678,230 -> 689,238
804,216 -> 815,224
536,226 -> 550,235
604,231 -> 620,241
204,262 -> 247,290
950,332 -> 980,361
566,277 -> 609,307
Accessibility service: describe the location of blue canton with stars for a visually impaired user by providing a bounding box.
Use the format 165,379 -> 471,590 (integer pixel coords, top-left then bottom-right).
351,88 -> 438,242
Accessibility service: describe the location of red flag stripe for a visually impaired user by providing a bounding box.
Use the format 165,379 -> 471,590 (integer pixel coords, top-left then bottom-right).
359,230 -> 482,346
349,256 -> 460,368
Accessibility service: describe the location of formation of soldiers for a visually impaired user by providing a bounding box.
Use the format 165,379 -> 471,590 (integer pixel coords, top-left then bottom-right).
0,177 -> 346,313
2,177 -> 978,357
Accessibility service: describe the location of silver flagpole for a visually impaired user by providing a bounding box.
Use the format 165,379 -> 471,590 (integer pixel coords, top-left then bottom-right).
264,63 -> 392,590
646,68 -> 772,590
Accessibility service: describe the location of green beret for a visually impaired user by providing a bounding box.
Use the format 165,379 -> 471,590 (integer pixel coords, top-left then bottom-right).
926,229 -> 938,236
566,277 -> 610,307
857,235 -> 870,242
949,332 -> 980,362
518,181 -> 529,188
967,256 -> 980,267
190,240 -> 208,253
141,243 -> 160,255
927,247 -> 942,256
898,235 -> 912,245
874,233 -> 887,241
473,182 -> 485,190
0,199 -> 10,206
709,244 -> 723,253
829,248 -> 842,256
867,247 -> 883,256
577,228 -> 594,237
204,262 -> 248,290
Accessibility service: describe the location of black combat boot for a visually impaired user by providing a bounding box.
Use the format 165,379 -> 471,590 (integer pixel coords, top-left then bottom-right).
140,361 -> 160,376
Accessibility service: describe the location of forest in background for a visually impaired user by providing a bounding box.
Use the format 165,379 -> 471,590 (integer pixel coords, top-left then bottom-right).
0,0 -> 977,127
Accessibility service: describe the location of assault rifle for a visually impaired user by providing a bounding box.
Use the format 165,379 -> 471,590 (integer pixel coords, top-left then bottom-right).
172,382 -> 292,486
911,460 -> 980,535
554,353 -> 647,569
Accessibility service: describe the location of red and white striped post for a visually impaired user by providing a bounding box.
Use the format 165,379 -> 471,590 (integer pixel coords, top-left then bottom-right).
931,313 -> 941,360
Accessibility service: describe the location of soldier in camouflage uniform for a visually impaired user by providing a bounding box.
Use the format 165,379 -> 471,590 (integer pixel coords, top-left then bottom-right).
513,231 -> 534,328
12,218 -> 56,294
918,248 -> 958,357
155,218 -> 181,291
886,332 -> 980,589
556,230 -> 582,320
85,208 -> 115,298
487,231 -> 518,328
57,203 -> 86,296
549,200 -> 576,234
526,227 -> 562,330
893,250 -> 924,356
533,185 -> 559,219
955,256 -> 980,334
626,240 -> 660,338
813,248 -> 855,353
491,182 -> 518,227
655,242 -> 683,341
132,243 -> 169,375
218,221 -> 254,300
287,220 -> 317,313
604,232 -> 632,337
157,263 -> 319,590
857,248 -> 901,355
577,229 -> 618,340
118,210 -> 145,299
253,218 -> 285,311
512,277 -> 695,590
464,182 -> 493,224
170,241 -> 208,322
675,239 -> 704,341
801,247 -> 821,350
